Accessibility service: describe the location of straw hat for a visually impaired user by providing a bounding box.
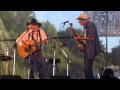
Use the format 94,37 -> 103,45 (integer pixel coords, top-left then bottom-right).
77,14 -> 90,20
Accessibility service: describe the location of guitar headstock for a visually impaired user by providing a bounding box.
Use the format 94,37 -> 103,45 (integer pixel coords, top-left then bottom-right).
69,23 -> 73,26
69,23 -> 74,30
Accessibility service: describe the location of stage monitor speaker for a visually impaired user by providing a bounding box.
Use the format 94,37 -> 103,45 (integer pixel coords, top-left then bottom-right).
0,75 -> 22,79
50,76 -> 71,79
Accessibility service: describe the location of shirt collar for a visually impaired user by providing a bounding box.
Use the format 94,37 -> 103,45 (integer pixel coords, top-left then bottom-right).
29,29 -> 39,34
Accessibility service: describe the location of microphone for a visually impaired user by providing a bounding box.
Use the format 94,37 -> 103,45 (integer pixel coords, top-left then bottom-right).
60,43 -> 66,48
61,21 -> 69,30
27,28 -> 30,31
61,20 -> 69,24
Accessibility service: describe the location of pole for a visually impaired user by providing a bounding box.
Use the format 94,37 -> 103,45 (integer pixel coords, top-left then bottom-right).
5,47 -> 9,75
28,55 -> 31,79
13,48 -> 16,75
53,44 -> 56,76
106,11 -> 108,69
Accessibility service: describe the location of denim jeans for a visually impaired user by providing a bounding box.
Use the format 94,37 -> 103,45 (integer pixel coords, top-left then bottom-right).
28,51 -> 44,79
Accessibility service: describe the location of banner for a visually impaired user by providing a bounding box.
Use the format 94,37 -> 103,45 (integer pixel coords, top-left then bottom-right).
84,11 -> 120,37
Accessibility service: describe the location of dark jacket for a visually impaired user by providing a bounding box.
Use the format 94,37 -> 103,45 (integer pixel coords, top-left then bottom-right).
84,20 -> 101,59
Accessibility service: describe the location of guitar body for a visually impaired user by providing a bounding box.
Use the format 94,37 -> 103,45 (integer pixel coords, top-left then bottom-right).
79,43 -> 86,52
17,40 -> 37,58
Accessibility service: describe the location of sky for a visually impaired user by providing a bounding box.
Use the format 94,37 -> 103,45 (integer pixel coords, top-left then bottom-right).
34,11 -> 120,53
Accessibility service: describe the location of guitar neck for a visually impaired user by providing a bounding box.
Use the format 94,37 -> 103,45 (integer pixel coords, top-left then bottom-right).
70,24 -> 84,44
70,23 -> 80,37
71,28 -> 79,37
32,41 -> 41,47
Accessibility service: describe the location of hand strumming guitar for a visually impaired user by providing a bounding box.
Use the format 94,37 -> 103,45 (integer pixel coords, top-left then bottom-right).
74,34 -> 82,40
43,39 -> 48,44
74,35 -> 94,41
21,40 -> 30,49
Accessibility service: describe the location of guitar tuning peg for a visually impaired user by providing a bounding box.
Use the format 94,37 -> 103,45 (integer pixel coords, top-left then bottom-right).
69,23 -> 73,26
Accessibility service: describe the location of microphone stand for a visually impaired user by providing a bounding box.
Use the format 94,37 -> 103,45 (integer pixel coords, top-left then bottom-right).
53,44 -> 56,76
61,21 -> 69,30
28,55 -> 31,79
60,46 -> 71,76
59,23 -> 62,31
10,28 -> 30,76
100,50 -> 105,77
61,23 -> 65,30
12,44 -> 17,75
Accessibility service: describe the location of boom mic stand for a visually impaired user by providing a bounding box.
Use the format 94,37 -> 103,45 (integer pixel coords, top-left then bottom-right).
60,45 -> 71,76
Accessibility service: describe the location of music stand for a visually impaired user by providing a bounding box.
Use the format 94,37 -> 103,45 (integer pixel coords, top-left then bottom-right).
0,48 -> 12,75
0,55 -> 12,75
5,47 -> 9,75
46,58 -> 60,78
47,43 -> 60,77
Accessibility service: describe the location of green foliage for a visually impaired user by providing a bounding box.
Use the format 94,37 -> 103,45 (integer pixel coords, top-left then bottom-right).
41,21 -> 57,36
110,45 -> 120,65
0,11 -> 35,78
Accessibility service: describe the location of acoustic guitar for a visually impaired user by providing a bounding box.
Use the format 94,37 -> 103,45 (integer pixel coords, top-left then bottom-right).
17,40 -> 40,58
70,23 -> 86,52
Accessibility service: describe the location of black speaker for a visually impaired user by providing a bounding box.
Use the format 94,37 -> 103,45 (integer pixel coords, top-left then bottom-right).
0,75 -> 22,79
50,76 -> 71,79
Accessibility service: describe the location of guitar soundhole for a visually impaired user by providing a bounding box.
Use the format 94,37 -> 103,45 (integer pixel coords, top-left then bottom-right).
24,48 -> 30,53
28,45 -> 31,49
24,45 -> 31,53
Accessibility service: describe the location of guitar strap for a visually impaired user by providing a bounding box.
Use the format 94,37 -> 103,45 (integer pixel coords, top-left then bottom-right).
28,32 -> 35,41
27,29 -> 42,51
28,33 -> 30,40
83,29 -> 87,44
37,29 -> 42,51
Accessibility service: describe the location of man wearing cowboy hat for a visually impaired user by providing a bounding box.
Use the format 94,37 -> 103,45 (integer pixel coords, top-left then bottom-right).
74,14 -> 101,79
16,18 -> 48,79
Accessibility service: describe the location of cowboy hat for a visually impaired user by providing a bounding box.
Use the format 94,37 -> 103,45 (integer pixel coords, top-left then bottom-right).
26,18 -> 41,27
77,14 -> 90,20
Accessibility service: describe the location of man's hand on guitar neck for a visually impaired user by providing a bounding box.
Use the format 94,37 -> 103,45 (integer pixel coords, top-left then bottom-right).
74,35 -> 94,41
74,35 -> 82,40
43,39 -> 48,44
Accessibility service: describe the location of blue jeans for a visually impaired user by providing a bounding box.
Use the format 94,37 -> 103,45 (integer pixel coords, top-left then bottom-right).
28,51 -> 44,79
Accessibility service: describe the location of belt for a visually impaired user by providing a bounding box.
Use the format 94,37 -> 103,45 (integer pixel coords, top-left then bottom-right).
37,49 -> 42,52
